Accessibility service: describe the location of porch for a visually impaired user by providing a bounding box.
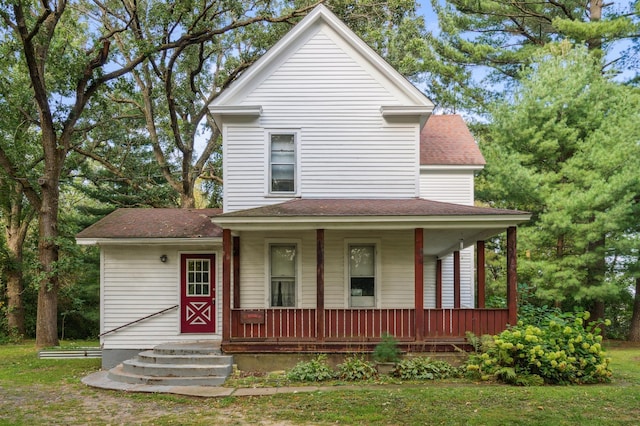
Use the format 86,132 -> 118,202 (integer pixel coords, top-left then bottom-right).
213,198 -> 528,353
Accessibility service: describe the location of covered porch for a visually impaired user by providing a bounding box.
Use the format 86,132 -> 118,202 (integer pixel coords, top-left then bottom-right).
214,198 -> 529,353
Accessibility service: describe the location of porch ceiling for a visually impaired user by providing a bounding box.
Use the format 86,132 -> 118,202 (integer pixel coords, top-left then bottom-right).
212,198 -> 530,257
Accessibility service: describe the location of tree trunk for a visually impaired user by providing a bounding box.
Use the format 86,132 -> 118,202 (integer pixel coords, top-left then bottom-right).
4,184 -> 33,337
35,173 -> 60,348
628,277 -> 640,342
6,272 -> 25,336
587,1 -> 603,51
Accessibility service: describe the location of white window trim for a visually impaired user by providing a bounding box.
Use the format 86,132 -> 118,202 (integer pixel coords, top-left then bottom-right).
344,238 -> 382,308
264,129 -> 301,197
264,238 -> 302,308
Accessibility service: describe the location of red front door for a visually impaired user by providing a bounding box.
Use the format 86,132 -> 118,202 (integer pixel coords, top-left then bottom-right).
181,254 -> 216,333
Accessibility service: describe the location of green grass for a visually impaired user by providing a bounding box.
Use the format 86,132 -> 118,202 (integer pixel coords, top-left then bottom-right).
0,341 -> 638,425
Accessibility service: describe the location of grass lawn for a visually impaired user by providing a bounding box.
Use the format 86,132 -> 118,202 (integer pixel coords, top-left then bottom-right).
0,341 -> 638,425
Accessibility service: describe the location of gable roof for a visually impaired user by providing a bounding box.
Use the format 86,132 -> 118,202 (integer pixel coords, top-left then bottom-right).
420,115 -> 485,166
210,4 -> 433,112
76,208 -> 222,240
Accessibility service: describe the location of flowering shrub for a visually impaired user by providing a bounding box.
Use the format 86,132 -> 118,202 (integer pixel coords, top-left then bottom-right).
466,311 -> 612,385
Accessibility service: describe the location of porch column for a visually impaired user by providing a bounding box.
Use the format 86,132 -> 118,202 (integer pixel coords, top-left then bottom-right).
415,228 -> 424,341
233,236 -> 240,309
222,229 -> 232,343
454,250 -> 461,309
477,240 -> 486,309
436,258 -> 442,309
507,226 -> 518,325
316,229 -> 325,342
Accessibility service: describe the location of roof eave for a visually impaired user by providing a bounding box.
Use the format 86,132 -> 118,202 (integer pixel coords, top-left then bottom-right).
420,164 -> 485,171
213,214 -> 531,231
76,237 -> 223,246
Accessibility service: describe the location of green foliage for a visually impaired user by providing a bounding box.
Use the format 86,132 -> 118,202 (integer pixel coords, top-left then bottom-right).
286,354 -> 335,382
465,311 -> 613,385
478,45 -> 640,313
427,0 -> 639,111
336,355 -> 378,381
394,357 -> 460,380
372,333 -> 400,363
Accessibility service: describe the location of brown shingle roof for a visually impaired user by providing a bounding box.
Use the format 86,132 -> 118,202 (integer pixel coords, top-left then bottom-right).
76,208 -> 222,239
420,115 -> 485,166
218,198 -> 525,218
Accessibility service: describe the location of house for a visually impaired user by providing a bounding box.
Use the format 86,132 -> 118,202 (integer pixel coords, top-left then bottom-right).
76,5 -> 529,370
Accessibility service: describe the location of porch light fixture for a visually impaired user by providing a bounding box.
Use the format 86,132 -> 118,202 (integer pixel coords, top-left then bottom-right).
459,239 -> 464,250
160,254 -> 168,263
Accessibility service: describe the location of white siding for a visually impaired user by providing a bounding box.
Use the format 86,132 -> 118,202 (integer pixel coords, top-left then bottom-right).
101,244 -> 222,350
422,248 -> 475,309
223,28 -> 419,212
238,230 -> 415,310
419,169 -> 475,205
239,231 -> 317,309
420,169 -> 476,308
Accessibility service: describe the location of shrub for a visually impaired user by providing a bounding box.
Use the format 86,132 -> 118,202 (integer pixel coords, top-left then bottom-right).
394,357 -> 461,380
337,355 -> 378,381
373,333 -> 400,363
286,354 -> 334,382
465,311 -> 613,385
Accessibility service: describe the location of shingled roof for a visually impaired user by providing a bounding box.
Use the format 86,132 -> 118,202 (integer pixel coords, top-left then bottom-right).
76,208 -> 223,239
216,198 -> 525,218
420,115 -> 485,166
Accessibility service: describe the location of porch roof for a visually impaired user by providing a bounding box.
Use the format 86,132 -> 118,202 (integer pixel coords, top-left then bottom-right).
213,198 -> 529,256
76,208 -> 223,244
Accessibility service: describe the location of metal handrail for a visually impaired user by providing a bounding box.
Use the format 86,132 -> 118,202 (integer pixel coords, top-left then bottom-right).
98,304 -> 178,337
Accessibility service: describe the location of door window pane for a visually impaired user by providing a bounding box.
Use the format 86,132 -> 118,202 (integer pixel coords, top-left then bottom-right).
186,259 -> 210,296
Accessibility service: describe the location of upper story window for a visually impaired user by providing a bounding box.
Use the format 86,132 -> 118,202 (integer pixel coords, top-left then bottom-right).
269,133 -> 296,193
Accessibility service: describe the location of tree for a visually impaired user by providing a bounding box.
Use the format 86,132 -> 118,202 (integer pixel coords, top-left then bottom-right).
477,44 -> 640,316
427,0 -> 639,111
0,0 -> 322,347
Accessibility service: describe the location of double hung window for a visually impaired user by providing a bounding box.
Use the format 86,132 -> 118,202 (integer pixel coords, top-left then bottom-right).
269,133 -> 296,193
270,244 -> 297,307
349,244 -> 376,307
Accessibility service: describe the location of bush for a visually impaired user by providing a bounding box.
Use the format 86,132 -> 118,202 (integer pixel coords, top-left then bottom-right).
465,311 -> 612,385
337,355 -> 378,381
394,357 -> 460,380
373,333 -> 400,363
286,354 -> 334,382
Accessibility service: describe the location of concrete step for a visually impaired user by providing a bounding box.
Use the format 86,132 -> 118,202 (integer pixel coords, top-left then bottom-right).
153,341 -> 222,356
121,358 -> 232,378
137,350 -> 233,366
107,364 -> 227,387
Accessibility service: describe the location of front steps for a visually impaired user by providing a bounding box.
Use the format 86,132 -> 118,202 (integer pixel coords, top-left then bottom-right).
106,341 -> 233,387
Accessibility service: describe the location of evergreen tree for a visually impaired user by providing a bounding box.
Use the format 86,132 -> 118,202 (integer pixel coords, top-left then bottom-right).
478,44 -> 640,315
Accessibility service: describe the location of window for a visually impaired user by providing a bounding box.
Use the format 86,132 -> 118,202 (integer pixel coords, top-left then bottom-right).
186,258 -> 211,296
349,244 -> 376,307
270,244 -> 297,307
269,133 -> 296,193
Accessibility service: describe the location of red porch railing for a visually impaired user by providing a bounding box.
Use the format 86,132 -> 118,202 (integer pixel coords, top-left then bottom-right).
325,308 -> 415,340
423,308 -> 509,337
231,308 -> 316,340
230,308 -> 508,342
